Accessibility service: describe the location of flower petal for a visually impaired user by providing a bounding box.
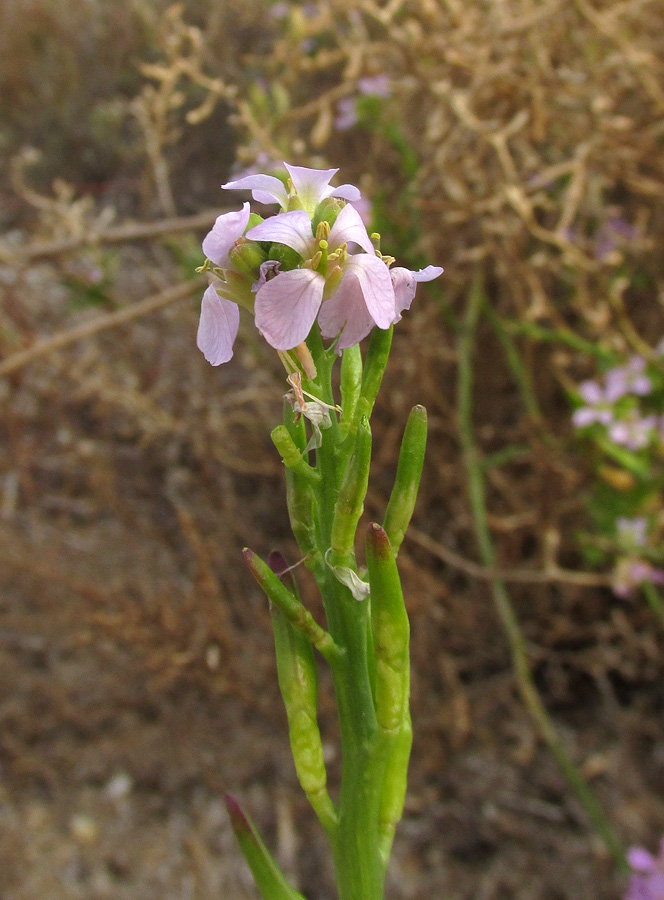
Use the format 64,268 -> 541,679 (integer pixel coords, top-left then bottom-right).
222,174 -> 289,208
579,380 -> 604,405
391,264 -> 444,318
202,203 -> 251,267
628,848 -> 657,873
318,273 -> 376,349
197,284 -> 240,365
342,254 -> 395,329
329,203 -> 375,254
246,210 -> 314,258
284,163 -> 338,213
255,269 -> 324,350
328,183 -> 362,202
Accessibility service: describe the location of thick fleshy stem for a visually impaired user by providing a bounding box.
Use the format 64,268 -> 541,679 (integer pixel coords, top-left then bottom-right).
237,323 -> 422,900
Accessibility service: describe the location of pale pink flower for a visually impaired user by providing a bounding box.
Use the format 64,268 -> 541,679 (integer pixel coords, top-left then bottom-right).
246,204 -> 393,350
202,202 -> 251,267
624,840 -> 664,900
222,163 -> 360,216
197,203 -> 250,365
391,266 -> 444,320
318,263 -> 442,352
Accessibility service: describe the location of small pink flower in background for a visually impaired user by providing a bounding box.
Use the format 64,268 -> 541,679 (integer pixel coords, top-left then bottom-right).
613,559 -> 664,598
335,98 -> 360,131
572,380 -> 614,428
617,517 -> 648,549
335,75 -> 391,131
609,413 -> 657,451
624,840 -> 664,900
605,356 -> 652,403
358,75 -> 391,98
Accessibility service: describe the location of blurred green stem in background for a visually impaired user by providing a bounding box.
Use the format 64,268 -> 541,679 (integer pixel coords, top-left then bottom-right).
457,272 -> 627,874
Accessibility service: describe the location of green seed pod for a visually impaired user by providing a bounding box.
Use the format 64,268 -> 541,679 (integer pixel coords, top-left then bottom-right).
312,196 -> 345,232
228,238 -> 268,278
383,405 -> 428,556
269,242 -> 304,271
339,345 -> 362,436
365,523 -> 410,733
377,715 -> 413,863
271,608 -> 337,832
243,549 -> 339,661
351,325 -> 393,432
272,425 -> 320,484
330,416 -> 372,561
281,402 -> 318,562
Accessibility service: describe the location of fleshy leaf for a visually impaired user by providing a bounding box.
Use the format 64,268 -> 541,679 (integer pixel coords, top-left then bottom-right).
225,794 -> 309,900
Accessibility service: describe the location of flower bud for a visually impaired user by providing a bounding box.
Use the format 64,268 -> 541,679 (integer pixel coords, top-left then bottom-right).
269,242 -> 304,271
228,238 -> 268,278
312,197 -> 345,232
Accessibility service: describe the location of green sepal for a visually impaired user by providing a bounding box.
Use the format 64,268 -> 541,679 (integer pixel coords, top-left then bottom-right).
383,405 -> 428,556
330,415 -> 372,560
228,238 -> 268,278
312,197 -> 345,232
245,212 -> 264,232
243,548 -> 340,662
365,523 -> 410,733
225,794 -> 308,900
271,607 -> 338,835
269,242 -> 304,271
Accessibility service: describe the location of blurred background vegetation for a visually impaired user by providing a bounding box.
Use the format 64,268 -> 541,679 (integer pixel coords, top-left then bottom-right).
1,1 -> 664,898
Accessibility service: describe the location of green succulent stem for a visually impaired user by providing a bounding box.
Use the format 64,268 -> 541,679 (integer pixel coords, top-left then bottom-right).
237,323 -> 423,900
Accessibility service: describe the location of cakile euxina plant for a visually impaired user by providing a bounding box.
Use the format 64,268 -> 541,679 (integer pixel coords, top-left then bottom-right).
195,163 -> 442,900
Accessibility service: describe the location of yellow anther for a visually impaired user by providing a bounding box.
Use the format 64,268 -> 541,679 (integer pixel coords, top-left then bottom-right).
310,250 -> 323,269
315,221 -> 331,241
